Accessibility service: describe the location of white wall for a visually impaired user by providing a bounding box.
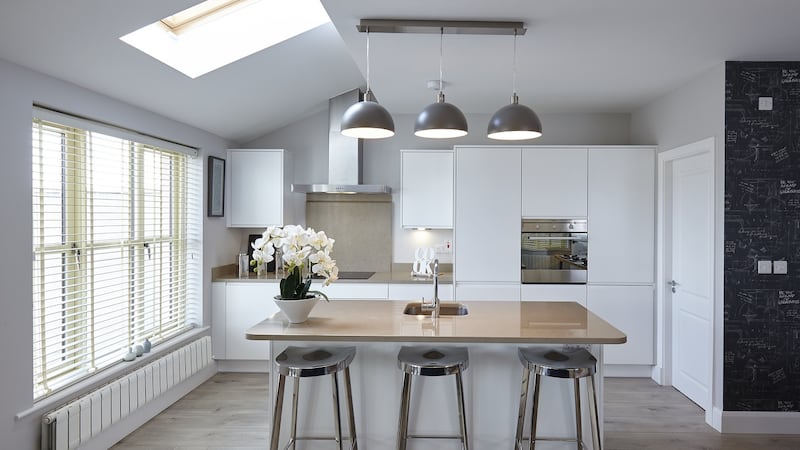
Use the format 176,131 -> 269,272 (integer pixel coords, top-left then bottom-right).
0,57 -> 237,450
247,111 -> 631,263
629,62 -> 726,425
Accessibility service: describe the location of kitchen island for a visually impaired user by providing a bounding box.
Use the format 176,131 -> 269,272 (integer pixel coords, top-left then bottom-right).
246,300 -> 625,449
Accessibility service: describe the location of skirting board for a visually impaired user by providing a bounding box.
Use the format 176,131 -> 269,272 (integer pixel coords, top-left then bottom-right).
720,410 -> 800,434
603,364 -> 654,378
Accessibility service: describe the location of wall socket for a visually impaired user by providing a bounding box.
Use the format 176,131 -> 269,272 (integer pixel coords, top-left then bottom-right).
434,240 -> 453,254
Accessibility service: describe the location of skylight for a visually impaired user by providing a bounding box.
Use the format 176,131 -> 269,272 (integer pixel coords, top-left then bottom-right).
120,0 -> 331,78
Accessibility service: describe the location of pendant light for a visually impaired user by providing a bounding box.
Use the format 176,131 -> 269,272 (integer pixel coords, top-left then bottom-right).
414,27 -> 468,139
341,29 -> 395,139
487,29 -> 542,140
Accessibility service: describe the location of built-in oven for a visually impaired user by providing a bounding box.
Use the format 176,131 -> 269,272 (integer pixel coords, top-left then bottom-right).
521,219 -> 587,284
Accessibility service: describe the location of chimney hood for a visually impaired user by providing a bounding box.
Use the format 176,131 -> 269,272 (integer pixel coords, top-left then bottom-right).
291,89 -> 391,194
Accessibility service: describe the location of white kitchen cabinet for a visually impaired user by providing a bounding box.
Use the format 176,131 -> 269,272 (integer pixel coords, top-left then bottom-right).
388,283 -> 453,302
317,283 -> 389,300
522,147 -> 587,218
226,149 -> 291,228
401,150 -> 454,229
587,147 -> 655,284
224,283 -> 279,360
454,146 -> 521,284
587,285 -> 654,365
454,282 -> 520,301
521,284 -> 587,307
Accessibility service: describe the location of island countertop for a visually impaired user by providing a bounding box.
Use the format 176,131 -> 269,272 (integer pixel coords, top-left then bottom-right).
246,300 -> 626,344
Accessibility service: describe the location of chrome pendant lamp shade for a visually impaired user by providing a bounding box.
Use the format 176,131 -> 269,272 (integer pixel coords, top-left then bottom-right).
341,30 -> 395,139
487,29 -> 542,140
415,91 -> 468,138
487,93 -> 542,140
414,28 -> 468,139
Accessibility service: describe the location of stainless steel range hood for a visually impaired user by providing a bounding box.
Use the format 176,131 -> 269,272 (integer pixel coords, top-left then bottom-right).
291,89 -> 391,194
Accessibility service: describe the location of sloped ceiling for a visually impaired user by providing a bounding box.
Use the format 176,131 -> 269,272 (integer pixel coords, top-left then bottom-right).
2,0 -> 800,144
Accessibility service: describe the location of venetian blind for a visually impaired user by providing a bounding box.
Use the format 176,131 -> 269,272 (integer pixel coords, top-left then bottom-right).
31,108 -> 202,399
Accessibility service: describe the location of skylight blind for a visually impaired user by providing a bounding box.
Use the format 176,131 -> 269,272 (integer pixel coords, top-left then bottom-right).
31,110 -> 202,399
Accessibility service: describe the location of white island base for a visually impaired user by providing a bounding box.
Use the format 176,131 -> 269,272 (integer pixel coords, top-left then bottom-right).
247,301 -> 625,450
268,341 -> 604,450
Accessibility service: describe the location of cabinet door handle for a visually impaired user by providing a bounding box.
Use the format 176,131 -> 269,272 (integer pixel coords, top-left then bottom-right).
669,280 -> 679,293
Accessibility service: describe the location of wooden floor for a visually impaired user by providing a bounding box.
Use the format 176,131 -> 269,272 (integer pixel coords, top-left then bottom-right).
113,373 -> 800,449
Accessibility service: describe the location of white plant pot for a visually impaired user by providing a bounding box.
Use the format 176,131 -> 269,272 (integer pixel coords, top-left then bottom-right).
273,295 -> 319,323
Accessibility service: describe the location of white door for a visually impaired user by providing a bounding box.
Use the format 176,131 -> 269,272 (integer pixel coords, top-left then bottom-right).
669,150 -> 713,410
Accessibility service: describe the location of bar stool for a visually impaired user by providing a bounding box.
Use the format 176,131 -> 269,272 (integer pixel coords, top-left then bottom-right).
396,346 -> 470,450
271,346 -> 358,450
515,347 -> 601,450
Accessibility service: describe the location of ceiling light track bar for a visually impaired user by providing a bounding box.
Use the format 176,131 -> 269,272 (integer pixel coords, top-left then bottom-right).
356,19 -> 526,36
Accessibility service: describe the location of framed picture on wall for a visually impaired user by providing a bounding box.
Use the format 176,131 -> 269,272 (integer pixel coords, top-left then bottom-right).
207,156 -> 225,217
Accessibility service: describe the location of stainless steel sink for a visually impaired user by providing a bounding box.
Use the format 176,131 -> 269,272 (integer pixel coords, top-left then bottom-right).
403,302 -> 469,316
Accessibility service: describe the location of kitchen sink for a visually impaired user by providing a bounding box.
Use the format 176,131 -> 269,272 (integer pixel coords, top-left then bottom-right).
403,302 -> 469,316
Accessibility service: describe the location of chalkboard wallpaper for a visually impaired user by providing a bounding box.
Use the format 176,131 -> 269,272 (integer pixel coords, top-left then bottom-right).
725,61 -> 800,411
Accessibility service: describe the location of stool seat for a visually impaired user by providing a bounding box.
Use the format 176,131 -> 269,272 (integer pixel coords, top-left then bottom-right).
397,346 -> 469,376
275,346 -> 356,377
518,347 -> 597,379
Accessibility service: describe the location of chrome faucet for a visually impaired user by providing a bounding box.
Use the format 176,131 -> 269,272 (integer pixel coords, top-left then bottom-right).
422,259 -> 441,319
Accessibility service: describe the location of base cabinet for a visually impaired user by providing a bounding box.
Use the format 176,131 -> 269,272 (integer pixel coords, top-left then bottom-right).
454,283 -> 521,301
587,285 -> 654,366
224,284 -> 279,360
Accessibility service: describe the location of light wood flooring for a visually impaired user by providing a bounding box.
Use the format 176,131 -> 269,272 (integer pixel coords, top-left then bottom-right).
113,373 -> 800,449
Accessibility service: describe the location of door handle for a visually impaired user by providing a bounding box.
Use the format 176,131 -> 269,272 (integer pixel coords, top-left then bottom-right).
669,280 -> 679,293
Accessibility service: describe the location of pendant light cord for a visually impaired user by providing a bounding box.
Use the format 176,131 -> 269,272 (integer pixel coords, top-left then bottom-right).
439,27 -> 444,94
365,29 -> 371,93
512,28 -> 518,96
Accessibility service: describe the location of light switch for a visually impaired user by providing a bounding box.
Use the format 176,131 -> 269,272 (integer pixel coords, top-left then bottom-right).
759,97 -> 773,110
757,260 -> 773,274
773,260 -> 788,274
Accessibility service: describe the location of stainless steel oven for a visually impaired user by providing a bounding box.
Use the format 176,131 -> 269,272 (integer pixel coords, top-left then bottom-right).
521,219 -> 587,284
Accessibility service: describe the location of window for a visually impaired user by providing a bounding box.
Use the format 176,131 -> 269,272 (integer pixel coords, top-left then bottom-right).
31,109 -> 201,399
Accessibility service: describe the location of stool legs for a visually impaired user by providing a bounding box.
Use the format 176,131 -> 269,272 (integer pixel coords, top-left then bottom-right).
515,367 -> 530,450
331,372 -> 343,450
529,373 -> 542,450
455,372 -> 469,450
344,367 -> 358,450
396,372 -> 412,450
271,374 -> 286,450
587,375 -> 601,450
573,379 -> 583,449
290,378 -> 300,450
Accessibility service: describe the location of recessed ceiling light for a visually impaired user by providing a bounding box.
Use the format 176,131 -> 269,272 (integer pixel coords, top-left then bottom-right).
120,0 -> 331,78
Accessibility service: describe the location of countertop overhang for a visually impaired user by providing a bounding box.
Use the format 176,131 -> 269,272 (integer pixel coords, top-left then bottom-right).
246,300 -> 627,345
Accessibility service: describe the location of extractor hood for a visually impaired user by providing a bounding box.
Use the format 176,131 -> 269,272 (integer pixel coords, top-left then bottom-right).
291,89 -> 391,194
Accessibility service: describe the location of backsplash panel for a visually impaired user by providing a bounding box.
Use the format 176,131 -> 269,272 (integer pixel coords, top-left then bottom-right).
724,61 -> 800,411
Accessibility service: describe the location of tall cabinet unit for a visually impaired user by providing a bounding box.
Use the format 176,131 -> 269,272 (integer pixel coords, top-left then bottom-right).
454,146 -> 521,301
521,147 -> 588,218
586,147 -> 656,374
226,149 -> 292,227
401,150 -> 454,229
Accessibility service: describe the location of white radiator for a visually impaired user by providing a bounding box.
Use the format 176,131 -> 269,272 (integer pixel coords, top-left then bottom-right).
42,336 -> 212,450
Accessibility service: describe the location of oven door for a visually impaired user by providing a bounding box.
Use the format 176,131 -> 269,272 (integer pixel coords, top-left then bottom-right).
521,233 -> 587,284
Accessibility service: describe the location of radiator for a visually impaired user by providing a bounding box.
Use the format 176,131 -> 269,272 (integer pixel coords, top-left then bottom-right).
42,336 -> 212,450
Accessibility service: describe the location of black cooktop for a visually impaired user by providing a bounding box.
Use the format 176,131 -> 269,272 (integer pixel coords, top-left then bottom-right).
337,271 -> 376,280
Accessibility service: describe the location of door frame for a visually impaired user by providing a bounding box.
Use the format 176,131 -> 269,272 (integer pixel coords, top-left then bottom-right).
655,137 -> 721,429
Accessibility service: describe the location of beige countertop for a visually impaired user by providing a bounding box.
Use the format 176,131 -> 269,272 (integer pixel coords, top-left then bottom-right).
246,300 -> 626,345
212,264 -> 453,284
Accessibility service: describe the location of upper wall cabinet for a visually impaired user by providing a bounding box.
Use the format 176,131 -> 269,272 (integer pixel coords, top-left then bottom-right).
226,149 -> 290,228
401,150 -> 454,229
522,147 -> 588,218
587,147 -> 655,283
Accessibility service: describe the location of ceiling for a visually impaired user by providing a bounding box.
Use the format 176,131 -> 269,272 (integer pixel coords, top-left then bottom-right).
2,1 -> 800,144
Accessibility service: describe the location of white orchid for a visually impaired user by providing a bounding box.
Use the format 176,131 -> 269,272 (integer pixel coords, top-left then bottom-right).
250,225 -> 338,298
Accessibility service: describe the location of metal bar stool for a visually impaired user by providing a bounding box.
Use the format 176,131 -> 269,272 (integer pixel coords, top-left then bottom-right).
396,346 -> 470,450
271,346 -> 358,450
515,347 -> 601,450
